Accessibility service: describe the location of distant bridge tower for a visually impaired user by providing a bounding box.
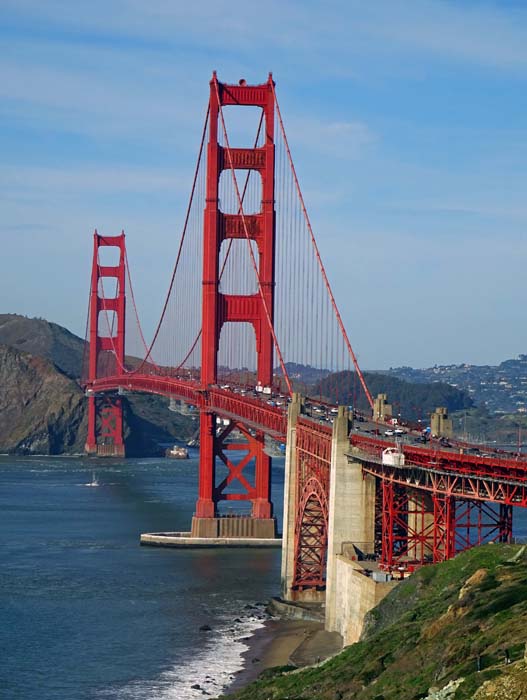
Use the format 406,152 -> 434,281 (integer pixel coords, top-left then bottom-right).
85,231 -> 126,457
192,74 -> 277,538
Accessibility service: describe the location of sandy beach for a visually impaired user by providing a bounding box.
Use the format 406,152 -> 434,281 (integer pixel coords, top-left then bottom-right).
225,617 -> 342,695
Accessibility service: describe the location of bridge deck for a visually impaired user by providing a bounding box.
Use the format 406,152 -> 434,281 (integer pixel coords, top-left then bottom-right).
87,373 -> 527,494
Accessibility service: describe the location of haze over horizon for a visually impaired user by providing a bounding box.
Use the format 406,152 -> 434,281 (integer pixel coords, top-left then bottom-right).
2,1 -> 526,369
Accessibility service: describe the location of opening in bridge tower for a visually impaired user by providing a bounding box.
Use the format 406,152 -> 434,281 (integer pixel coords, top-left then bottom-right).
192,73 -> 277,538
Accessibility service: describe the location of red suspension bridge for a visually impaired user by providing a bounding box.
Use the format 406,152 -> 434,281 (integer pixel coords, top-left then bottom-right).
82,73 -> 527,595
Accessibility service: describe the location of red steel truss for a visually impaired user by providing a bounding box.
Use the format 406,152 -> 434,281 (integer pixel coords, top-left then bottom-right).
90,374 -> 288,438
380,483 -> 435,568
292,419 -> 332,590
351,434 -> 527,506
85,232 -> 126,457
351,435 -> 518,570
195,74 -> 277,521
379,481 -> 513,571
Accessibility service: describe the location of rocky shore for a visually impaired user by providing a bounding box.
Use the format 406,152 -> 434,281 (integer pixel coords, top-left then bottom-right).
223,612 -> 342,697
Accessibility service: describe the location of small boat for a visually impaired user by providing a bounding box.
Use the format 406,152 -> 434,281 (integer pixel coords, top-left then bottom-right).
85,471 -> 99,487
165,445 -> 189,459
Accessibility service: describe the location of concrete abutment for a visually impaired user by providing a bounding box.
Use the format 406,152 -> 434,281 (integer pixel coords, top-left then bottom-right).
280,393 -> 303,600
325,407 -> 376,633
281,398 -> 389,643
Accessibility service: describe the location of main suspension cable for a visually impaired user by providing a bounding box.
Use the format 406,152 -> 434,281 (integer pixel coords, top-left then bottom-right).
132,104 -> 211,373
271,82 -> 374,410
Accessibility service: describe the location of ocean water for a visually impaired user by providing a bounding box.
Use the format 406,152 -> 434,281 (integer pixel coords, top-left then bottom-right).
0,454 -> 284,700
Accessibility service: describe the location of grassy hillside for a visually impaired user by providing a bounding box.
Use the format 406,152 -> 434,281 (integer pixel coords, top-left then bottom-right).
223,544 -> 527,700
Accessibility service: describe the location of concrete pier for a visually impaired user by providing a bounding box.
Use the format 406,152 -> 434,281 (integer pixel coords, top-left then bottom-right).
190,515 -> 277,539
140,531 -> 281,548
325,407 -> 376,633
280,394 -> 303,599
331,548 -> 399,645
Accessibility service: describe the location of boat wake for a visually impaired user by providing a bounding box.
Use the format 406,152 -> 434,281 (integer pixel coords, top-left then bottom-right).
84,472 -> 99,487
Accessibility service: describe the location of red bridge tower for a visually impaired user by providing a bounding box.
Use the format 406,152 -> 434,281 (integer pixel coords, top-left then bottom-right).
192,74 -> 277,538
85,231 -> 126,457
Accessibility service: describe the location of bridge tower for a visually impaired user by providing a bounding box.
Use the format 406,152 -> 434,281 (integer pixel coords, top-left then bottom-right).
85,231 -> 126,457
192,74 -> 277,538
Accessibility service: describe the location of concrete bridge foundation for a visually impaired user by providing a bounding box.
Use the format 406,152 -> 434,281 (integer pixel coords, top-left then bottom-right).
280,394 -> 303,600
281,400 -> 378,622
325,407 -> 376,632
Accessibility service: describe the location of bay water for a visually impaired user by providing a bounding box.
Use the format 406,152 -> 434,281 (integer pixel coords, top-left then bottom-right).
0,454 -> 284,699
3,452 -> 527,699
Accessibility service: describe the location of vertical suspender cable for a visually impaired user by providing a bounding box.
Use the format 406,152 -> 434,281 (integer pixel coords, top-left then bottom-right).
271,83 -> 373,411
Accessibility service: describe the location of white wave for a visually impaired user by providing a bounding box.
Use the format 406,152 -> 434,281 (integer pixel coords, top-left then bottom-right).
97,613 -> 266,699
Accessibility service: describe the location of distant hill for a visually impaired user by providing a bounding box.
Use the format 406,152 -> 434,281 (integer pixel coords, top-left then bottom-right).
386,356 -> 527,414
279,357 -> 527,416
313,370 -> 473,421
0,314 -> 85,379
280,362 -> 331,385
0,315 -> 195,455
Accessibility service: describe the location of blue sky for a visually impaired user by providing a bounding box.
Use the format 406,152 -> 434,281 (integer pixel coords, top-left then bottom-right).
1,0 -> 526,369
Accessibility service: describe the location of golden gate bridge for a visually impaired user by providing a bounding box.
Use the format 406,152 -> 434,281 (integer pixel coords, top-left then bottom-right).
81,73 -> 527,598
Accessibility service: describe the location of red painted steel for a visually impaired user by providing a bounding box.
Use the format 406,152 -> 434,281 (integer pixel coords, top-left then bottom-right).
89,374 -> 289,438
351,434 -> 527,488
432,494 -> 456,562
196,74 -> 277,520
292,419 -> 332,589
351,434 -> 522,569
85,231 -> 126,456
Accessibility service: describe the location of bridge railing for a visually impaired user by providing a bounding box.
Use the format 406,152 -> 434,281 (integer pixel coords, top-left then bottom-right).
88,374 -> 289,438
208,388 -> 287,439
350,434 -> 527,484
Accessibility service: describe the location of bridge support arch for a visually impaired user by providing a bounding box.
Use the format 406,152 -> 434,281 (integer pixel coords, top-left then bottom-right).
281,401 -> 376,610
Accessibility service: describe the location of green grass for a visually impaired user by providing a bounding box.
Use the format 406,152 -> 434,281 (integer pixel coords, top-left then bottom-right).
221,544 -> 527,700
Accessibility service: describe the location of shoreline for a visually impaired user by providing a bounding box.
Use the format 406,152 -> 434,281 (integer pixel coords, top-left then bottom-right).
223,615 -> 342,697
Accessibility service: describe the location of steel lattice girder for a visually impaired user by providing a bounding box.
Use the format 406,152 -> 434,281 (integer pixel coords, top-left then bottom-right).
351,434 -> 527,497
356,444 -> 527,508
377,478 -> 514,568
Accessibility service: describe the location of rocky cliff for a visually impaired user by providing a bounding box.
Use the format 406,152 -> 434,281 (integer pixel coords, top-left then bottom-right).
0,344 -> 87,454
0,315 -> 196,455
0,313 -> 85,379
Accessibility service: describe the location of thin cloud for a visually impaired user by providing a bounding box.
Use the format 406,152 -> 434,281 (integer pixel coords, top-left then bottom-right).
0,165 -> 191,200
284,116 -> 377,159
3,0 -> 527,71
